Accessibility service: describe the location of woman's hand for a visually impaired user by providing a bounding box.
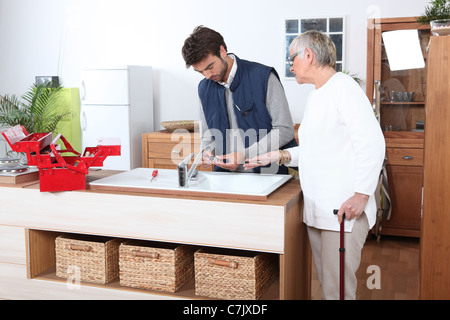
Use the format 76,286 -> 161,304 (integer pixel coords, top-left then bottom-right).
335,192 -> 369,223
243,151 -> 281,170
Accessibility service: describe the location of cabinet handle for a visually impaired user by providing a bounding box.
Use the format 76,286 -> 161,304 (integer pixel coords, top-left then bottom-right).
131,250 -> 160,259
172,149 -> 181,155
80,80 -> 86,101
80,110 -> 87,131
208,258 -> 239,269
403,156 -> 413,160
67,244 -> 92,252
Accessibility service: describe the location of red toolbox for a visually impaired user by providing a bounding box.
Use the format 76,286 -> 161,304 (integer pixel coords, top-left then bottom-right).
2,125 -> 120,192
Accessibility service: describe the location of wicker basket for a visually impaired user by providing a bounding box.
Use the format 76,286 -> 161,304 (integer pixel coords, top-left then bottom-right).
194,247 -> 278,300
119,240 -> 196,293
55,234 -> 121,284
160,120 -> 197,132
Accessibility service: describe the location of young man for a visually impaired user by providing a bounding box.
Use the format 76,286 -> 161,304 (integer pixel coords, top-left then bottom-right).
182,26 -> 297,173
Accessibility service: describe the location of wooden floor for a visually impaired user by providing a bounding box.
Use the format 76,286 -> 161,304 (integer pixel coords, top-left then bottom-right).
311,235 -> 420,300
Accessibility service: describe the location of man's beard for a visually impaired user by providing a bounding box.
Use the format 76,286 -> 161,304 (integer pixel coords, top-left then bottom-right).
214,57 -> 228,83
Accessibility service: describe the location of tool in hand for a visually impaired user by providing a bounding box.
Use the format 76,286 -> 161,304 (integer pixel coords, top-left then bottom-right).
333,209 -> 345,300
151,169 -> 158,182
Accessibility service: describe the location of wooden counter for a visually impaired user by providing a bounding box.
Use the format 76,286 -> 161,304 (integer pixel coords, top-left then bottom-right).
0,170 -> 310,300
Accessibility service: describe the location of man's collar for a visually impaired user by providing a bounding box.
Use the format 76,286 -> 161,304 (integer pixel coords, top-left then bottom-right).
218,54 -> 237,88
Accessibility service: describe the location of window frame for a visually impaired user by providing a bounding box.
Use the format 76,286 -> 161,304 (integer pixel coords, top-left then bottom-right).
284,16 -> 346,78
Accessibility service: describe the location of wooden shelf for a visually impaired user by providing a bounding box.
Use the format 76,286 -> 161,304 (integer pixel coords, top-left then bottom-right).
33,267 -> 280,300
381,102 -> 425,105
28,229 -> 280,300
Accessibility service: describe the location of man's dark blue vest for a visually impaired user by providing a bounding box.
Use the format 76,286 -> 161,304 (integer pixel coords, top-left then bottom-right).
198,54 -> 297,173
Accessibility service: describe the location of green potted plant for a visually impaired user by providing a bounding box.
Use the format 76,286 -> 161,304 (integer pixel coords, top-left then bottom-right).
417,0 -> 450,25
343,70 -> 362,85
1,83 -> 73,159
0,82 -> 72,134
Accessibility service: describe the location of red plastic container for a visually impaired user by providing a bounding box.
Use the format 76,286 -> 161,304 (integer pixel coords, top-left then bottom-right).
2,125 -> 121,192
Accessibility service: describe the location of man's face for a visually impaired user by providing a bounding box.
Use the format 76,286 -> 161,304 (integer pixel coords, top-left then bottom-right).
192,53 -> 229,82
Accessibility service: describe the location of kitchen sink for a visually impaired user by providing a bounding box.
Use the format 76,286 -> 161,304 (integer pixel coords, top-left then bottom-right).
89,168 -> 292,200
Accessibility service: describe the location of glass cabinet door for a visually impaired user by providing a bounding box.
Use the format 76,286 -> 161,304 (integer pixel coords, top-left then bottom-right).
379,29 -> 430,132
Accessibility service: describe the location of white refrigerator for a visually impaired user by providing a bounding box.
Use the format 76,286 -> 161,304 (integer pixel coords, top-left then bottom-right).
80,66 -> 153,170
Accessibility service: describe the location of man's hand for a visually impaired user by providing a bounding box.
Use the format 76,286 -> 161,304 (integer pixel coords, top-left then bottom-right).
200,149 -> 215,168
214,151 -> 246,171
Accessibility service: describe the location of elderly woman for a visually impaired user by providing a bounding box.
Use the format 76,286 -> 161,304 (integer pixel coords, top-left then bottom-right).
245,30 -> 385,300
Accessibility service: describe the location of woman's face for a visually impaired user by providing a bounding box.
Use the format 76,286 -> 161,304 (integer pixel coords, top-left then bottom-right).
289,48 -> 307,85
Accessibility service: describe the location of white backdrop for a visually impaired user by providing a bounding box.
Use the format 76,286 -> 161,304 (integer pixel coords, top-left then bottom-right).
0,0 -> 429,129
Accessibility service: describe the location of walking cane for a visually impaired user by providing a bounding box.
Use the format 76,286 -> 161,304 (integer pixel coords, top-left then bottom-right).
334,209 -> 345,300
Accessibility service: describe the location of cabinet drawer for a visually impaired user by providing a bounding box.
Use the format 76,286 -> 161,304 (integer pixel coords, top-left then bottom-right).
151,158 -> 179,169
149,158 -> 211,171
0,226 -> 26,265
148,142 -> 200,160
386,148 -> 423,166
143,131 -> 205,170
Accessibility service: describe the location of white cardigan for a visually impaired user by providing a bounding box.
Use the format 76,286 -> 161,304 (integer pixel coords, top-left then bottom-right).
286,72 -> 385,232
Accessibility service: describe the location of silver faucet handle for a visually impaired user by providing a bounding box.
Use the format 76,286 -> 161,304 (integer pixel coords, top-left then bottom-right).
190,169 -> 199,179
178,153 -> 194,168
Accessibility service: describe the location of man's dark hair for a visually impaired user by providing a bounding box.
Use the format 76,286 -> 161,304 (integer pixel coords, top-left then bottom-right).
181,26 -> 227,68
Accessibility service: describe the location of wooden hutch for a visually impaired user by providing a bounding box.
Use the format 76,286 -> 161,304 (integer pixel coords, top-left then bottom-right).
366,17 -> 430,237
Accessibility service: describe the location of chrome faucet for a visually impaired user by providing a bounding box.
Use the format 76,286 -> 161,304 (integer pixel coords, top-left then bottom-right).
177,153 -> 194,188
177,146 -> 212,187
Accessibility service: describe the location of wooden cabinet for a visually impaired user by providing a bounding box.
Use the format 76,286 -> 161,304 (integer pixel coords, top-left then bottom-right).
0,225 -> 28,299
366,17 -> 429,237
0,226 -> 27,265
142,130 -> 211,171
382,132 -> 423,237
421,36 -> 450,300
0,173 -> 311,300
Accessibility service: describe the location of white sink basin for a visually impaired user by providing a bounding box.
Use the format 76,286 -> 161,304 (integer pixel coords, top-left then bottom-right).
89,168 -> 292,200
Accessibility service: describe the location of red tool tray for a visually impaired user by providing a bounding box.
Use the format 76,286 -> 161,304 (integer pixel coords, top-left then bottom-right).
2,125 -> 120,192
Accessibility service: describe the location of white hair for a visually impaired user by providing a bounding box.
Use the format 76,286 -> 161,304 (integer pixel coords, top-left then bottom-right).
290,30 -> 336,68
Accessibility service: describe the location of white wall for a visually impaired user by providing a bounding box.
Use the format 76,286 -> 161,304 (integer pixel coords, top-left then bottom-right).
0,0 -> 429,128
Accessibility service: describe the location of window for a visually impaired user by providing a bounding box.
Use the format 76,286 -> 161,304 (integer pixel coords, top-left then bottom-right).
285,17 -> 346,78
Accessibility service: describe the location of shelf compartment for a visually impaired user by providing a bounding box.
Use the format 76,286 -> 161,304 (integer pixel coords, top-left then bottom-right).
27,229 -> 280,300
